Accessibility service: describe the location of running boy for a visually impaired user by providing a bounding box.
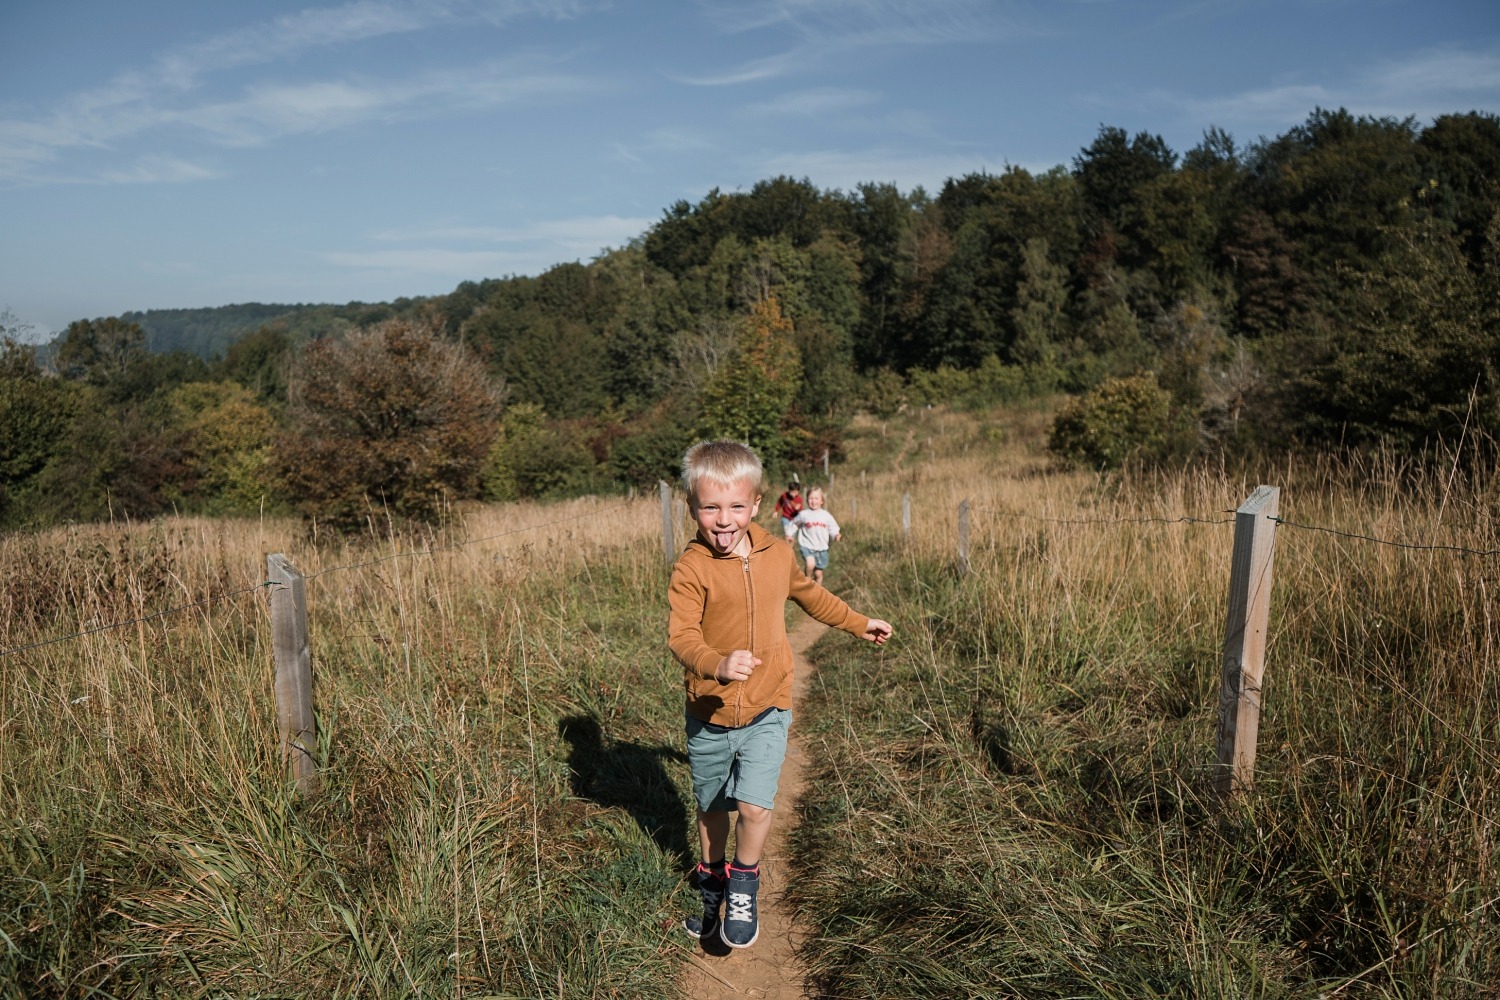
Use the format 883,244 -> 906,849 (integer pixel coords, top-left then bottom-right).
668,441 -> 892,950
792,486 -> 840,585
773,479 -> 803,541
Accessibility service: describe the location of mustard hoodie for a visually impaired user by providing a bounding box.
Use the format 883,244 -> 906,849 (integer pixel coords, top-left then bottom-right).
668,521 -> 870,727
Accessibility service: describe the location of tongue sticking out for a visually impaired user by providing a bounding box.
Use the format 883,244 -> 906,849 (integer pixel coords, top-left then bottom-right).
714,530 -> 737,551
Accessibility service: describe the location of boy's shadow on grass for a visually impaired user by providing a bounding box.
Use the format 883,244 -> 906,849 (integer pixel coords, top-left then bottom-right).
558,714 -> 692,871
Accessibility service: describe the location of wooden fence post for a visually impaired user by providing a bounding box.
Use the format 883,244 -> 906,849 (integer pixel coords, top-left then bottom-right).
1215,485 -> 1280,796
822,448 -> 830,478
851,497 -> 857,520
957,499 -> 971,578
902,493 -> 911,538
267,554 -> 318,796
659,480 -> 676,567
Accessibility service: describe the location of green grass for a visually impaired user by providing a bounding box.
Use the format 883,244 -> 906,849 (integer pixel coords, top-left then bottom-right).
6,409 -> 1498,997
784,408 -> 1498,998
1,505 -> 701,997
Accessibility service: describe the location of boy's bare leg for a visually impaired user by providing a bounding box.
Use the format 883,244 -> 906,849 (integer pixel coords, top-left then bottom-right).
698,808 -> 730,861
803,554 -> 815,578
700,804 -> 774,865
813,567 -> 824,585
731,802 -> 774,865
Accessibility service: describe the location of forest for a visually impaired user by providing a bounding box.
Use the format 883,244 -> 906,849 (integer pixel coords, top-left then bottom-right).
2,106 -> 1498,531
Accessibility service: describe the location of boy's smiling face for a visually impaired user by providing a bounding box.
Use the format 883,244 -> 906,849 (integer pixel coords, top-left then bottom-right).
691,476 -> 762,556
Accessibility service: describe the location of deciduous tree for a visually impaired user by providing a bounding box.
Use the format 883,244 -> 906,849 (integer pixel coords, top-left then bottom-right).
275,319 -> 501,530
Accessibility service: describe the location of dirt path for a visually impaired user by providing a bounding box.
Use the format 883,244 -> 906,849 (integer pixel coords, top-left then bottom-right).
677,614 -> 827,1000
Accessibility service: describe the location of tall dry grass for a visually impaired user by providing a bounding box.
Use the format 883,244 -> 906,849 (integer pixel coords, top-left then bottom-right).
1,496 -> 701,997
6,404 -> 1497,997
788,405 -> 1498,997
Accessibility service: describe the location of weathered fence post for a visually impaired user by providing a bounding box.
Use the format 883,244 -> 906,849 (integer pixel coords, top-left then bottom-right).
822,448 -> 830,478
1215,485 -> 1280,796
659,480 -> 676,567
902,492 -> 911,538
851,497 -> 858,520
267,554 -> 318,796
957,499 -> 971,578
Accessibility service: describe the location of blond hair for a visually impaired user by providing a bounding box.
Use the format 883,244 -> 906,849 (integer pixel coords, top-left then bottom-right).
682,440 -> 763,500
805,486 -> 825,502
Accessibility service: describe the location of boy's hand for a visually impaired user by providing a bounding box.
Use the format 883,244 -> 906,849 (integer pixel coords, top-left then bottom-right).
863,619 -> 893,645
715,650 -> 761,683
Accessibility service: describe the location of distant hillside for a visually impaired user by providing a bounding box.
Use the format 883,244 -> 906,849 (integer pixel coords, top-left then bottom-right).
120,304 -> 303,357
121,299 -> 436,358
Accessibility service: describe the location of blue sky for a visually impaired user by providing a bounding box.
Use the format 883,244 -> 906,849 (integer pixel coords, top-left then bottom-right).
1,0 -> 1496,338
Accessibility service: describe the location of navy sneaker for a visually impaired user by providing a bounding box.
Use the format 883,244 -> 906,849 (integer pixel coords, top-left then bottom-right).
682,862 -> 724,942
720,863 -> 760,949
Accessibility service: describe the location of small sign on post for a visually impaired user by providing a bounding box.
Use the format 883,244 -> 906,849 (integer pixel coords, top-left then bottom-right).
1215,485 -> 1280,796
957,499 -> 971,578
267,554 -> 318,796
659,480 -> 676,567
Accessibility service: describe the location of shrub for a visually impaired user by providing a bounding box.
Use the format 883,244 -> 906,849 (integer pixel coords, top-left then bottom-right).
276,319 -> 500,531
859,368 -> 908,418
608,413 -> 694,490
167,381 -> 278,514
907,365 -> 974,407
1047,372 -> 1179,469
482,403 -> 605,502
969,355 -> 1036,406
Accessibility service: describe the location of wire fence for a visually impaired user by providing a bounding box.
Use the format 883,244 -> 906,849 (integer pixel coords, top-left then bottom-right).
4,486 -> 1498,660
967,500 -> 1500,557
0,500 -> 633,658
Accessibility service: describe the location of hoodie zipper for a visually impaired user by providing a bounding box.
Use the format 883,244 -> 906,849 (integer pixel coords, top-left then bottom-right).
740,553 -> 754,727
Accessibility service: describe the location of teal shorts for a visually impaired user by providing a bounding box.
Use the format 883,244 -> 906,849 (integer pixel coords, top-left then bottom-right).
684,707 -> 792,813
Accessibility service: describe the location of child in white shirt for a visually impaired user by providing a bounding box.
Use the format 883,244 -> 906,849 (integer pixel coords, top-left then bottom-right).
791,486 -> 841,585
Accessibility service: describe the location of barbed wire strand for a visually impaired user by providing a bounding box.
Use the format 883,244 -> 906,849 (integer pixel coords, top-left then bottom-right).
973,503 -> 1499,554
304,501 -> 633,580
8,498 -> 1496,658
1269,515 -> 1500,558
0,580 -> 278,657
0,499 -> 638,657
973,503 -> 1237,527
1021,512 -> 1236,527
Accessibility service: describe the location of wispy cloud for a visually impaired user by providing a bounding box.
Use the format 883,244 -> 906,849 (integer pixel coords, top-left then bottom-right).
611,127 -> 719,166
0,0 -> 599,184
680,0 -> 1019,87
321,247 -> 538,274
153,0 -> 594,88
674,51 -> 803,87
743,87 -> 881,117
370,214 -> 655,252
1142,44 -> 1500,132
98,155 -> 222,185
177,62 -> 599,147
326,213 -> 656,280
704,0 -> 1008,46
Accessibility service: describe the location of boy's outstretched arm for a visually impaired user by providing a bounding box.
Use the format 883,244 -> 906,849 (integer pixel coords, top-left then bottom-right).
863,619 -> 893,645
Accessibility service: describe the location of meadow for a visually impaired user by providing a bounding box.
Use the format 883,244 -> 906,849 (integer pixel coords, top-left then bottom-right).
1,497 -> 694,996
2,401 -> 1497,997
795,405 -> 1498,997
